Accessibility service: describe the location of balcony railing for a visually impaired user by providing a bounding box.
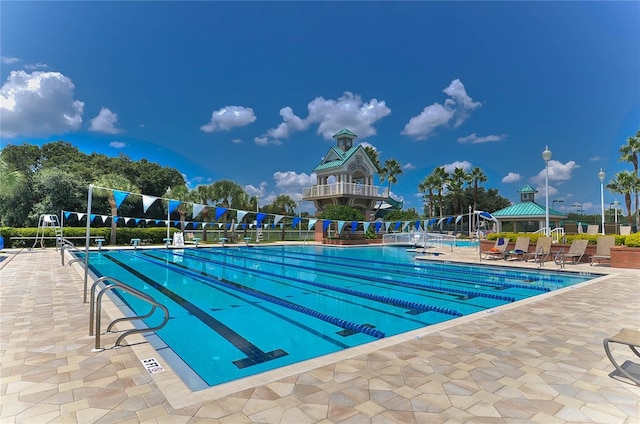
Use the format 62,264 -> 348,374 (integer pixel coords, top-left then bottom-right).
302,182 -> 389,200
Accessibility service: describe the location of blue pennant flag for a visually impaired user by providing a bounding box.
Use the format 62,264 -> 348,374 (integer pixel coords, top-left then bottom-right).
168,200 -> 181,215
215,207 -> 228,220
113,190 -> 130,210
256,212 -> 267,226
374,222 -> 382,233
394,221 -> 402,230
292,217 -> 302,228
322,220 -> 332,231
135,218 -> 141,226
64,211 -> 72,220
351,221 -> 358,233
113,216 -> 119,223
415,221 -> 421,231
446,216 -> 454,224
90,214 -> 97,222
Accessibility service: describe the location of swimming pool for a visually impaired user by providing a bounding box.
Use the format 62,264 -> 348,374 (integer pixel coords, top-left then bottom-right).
84,245 -> 594,389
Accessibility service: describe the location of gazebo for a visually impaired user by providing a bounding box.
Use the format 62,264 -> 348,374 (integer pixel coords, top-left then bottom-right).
492,185 -> 567,233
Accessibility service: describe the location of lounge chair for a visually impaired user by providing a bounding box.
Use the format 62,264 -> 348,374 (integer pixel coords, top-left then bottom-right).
586,224 -> 599,235
590,235 -> 616,266
480,237 -> 508,260
523,236 -> 552,264
185,232 -> 201,247
604,223 -> 618,235
504,236 -> 530,261
564,223 -> 578,235
620,225 -> 632,236
604,328 -> 640,385
554,239 -> 588,266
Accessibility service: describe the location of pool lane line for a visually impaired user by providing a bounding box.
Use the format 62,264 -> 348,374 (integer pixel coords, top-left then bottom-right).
192,247 -> 514,304
118,251 -> 387,339
247,247 -> 552,293
109,252 -> 354,351
141,250 -> 440,329
253,246 -> 560,288
170,249 -> 464,318
104,254 -> 289,369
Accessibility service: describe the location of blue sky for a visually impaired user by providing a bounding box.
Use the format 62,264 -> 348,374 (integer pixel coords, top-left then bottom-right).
1,1 -> 639,215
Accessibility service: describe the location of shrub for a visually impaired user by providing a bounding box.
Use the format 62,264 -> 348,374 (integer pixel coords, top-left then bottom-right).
624,233 -> 640,247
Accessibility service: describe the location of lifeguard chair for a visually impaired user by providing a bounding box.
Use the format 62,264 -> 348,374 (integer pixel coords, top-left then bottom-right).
33,214 -> 63,249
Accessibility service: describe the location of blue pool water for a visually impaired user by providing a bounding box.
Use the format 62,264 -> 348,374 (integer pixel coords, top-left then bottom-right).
84,245 -> 595,389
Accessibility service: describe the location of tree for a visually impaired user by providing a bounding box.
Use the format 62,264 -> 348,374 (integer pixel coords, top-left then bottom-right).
94,174 -> 140,244
210,180 -> 248,238
381,158 -> 403,197
619,129 -> 640,225
430,166 -> 449,219
166,185 -> 194,231
193,185 -> 214,241
418,174 -> 439,217
469,166 -> 488,231
268,195 -> 298,240
29,168 -> 86,223
607,170 -> 640,226
0,157 -> 25,196
447,167 -> 468,215
363,146 -> 383,178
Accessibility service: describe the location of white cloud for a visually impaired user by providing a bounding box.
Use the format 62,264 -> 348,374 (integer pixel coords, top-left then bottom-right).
231,138 -> 242,144
457,133 -> 506,144
402,79 -> 481,140
536,184 -> 559,197
257,92 -> 391,145
502,172 -> 522,183
24,63 -> 49,70
200,105 -> 256,132
0,70 -> 84,138
273,171 -> 316,188
531,160 -> 580,186
90,107 -> 122,134
244,181 -> 268,197
589,156 -> 602,161
443,160 -> 472,173
254,136 -> 282,146
403,163 -> 415,170
109,141 -> 126,148
1,56 -> 20,64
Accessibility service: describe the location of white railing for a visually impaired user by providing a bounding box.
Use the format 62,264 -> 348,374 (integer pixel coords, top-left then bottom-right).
535,227 -> 565,243
382,231 -> 458,252
302,182 -> 388,200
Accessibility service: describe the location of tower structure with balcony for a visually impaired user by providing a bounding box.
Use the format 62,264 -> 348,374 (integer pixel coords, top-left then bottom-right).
302,129 -> 388,219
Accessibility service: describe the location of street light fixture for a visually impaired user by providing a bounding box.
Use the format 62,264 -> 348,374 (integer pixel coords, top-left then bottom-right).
572,203 -> 583,215
598,169 -> 605,234
613,199 -> 619,224
542,146 -> 552,236
552,199 -> 564,210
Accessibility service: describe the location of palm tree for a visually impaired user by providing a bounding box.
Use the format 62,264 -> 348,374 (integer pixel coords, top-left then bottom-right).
431,166 -> 449,219
270,194 -> 298,240
363,146 -> 383,177
194,184 -> 214,241
166,185 -> 193,231
94,174 -> 140,245
447,167 -> 468,215
607,171 -> 640,226
619,129 -> 640,224
381,158 -> 403,197
210,179 -> 248,239
469,166 -> 487,231
418,174 -> 438,217
0,157 -> 25,196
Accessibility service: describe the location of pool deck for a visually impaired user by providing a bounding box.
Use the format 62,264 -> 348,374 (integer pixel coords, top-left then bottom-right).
1,244 -> 639,423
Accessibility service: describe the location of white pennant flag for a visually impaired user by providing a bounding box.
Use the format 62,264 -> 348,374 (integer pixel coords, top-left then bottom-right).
192,203 -> 206,219
124,217 -> 131,224
363,222 -> 371,233
142,195 -> 159,213
101,215 -> 109,223
273,214 -> 284,225
237,210 -> 248,222
77,213 -> 85,221
402,221 -> 410,231
307,219 -> 318,230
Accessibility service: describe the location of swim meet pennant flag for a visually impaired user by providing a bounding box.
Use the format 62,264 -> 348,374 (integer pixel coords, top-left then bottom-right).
113,216 -> 119,224
273,215 -> 284,225
214,207 -> 228,220
113,190 -> 129,210
77,213 -> 85,221
307,219 -> 318,230
374,222 -> 382,233
168,200 -> 181,215
322,220 -> 332,231
100,215 -> 108,223
337,221 -> 346,234
402,221 -> 410,231
363,222 -> 371,233
455,215 -> 463,224
351,221 -> 358,233
135,218 -> 142,225
142,195 -> 158,213
385,221 -> 392,232
292,217 -> 302,228
124,217 -> 131,224
192,203 -> 206,219
256,212 -> 267,226
394,221 -> 402,231
236,210 -> 248,223
64,211 -> 72,220
415,221 -> 421,231
446,216 -> 454,224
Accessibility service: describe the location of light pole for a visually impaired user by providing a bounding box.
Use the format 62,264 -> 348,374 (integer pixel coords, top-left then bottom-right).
599,168 -> 605,234
468,205 -> 472,237
613,199 -> 619,224
542,146 -> 552,236
552,199 -> 564,210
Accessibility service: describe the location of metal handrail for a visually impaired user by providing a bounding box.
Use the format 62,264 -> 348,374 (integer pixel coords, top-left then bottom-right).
554,248 -> 566,269
89,276 -> 169,352
60,238 -> 78,266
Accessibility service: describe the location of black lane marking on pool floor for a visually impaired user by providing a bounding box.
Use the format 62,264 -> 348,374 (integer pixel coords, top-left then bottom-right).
104,254 -> 288,369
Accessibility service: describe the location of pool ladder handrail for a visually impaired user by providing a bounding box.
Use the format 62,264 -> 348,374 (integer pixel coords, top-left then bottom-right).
59,238 -> 80,266
89,276 -> 169,352
554,248 -> 566,269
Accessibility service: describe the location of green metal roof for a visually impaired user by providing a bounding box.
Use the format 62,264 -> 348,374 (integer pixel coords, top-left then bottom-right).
493,202 -> 566,218
312,146 -> 360,171
517,185 -> 538,194
333,128 -> 358,139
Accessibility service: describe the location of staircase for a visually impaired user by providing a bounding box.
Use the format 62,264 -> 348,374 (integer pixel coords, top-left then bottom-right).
33,214 -> 63,249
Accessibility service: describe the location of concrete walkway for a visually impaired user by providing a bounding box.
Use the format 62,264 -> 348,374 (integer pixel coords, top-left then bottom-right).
1,246 -> 639,423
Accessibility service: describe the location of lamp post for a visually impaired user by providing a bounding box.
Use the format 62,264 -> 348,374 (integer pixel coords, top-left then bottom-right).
552,199 -> 564,210
613,199 -> 619,224
598,169 -> 605,234
542,146 -> 552,236
572,203 -> 583,215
